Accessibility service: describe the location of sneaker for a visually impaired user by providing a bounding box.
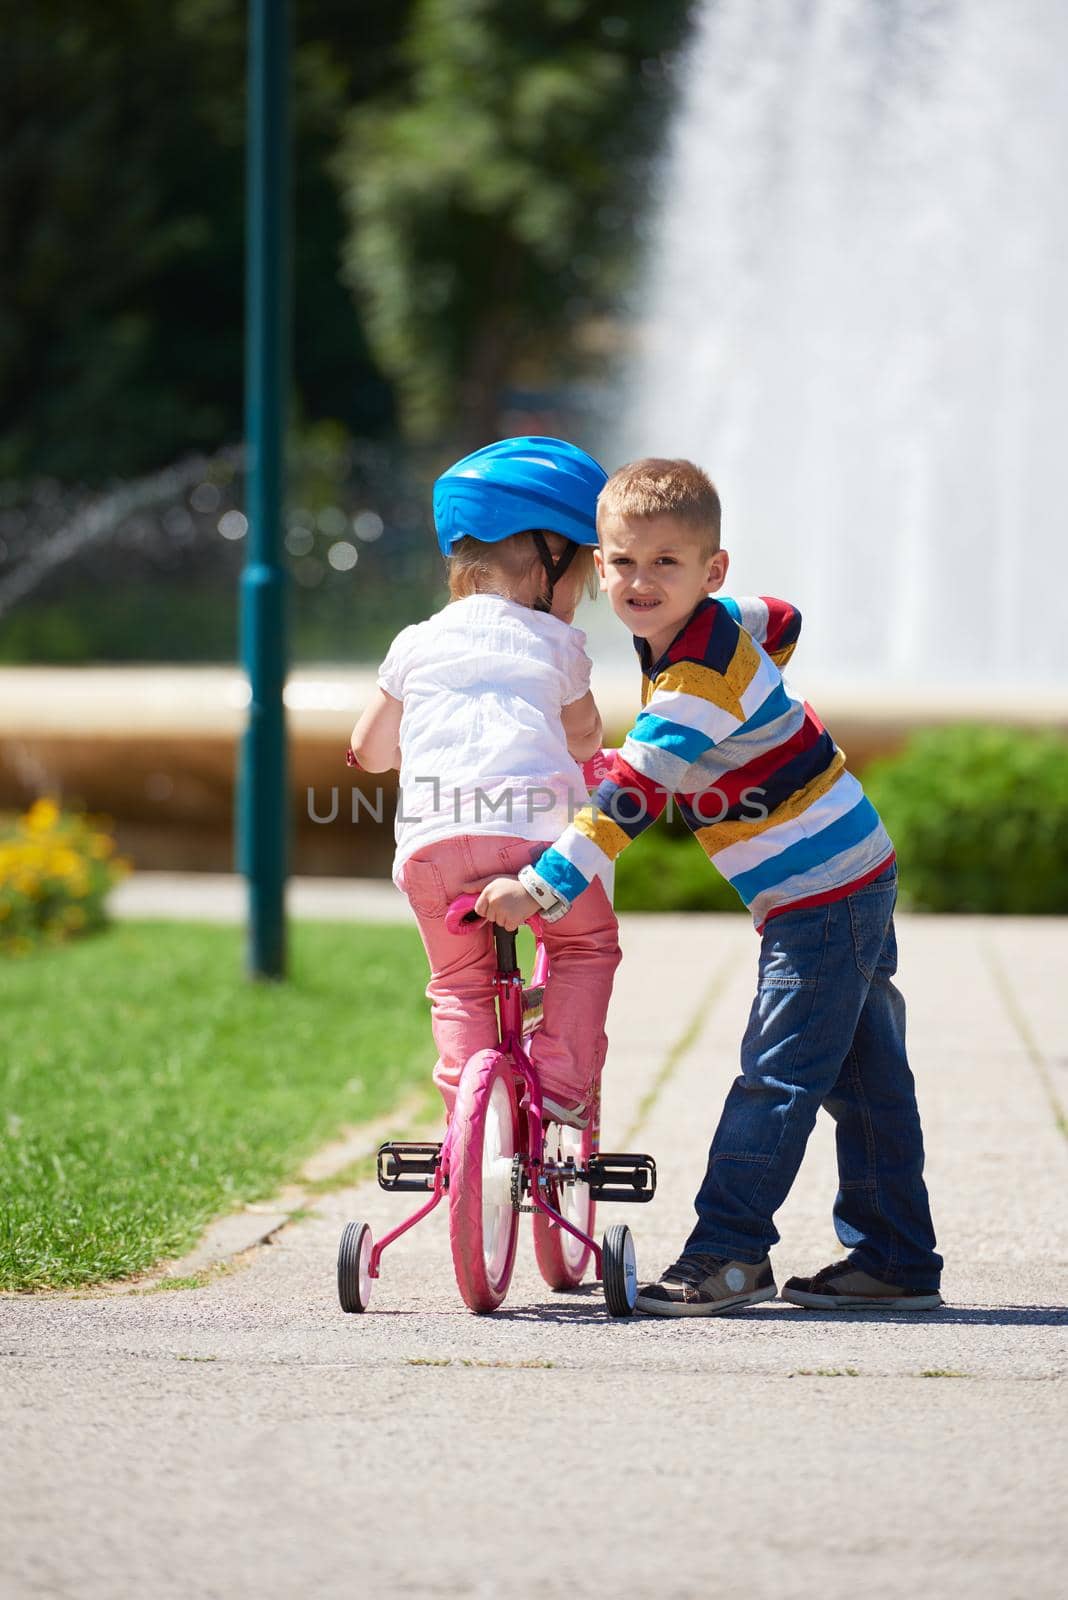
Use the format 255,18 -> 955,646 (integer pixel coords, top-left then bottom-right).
541,1094 -> 590,1130
781,1261 -> 943,1310
635,1253 -> 777,1317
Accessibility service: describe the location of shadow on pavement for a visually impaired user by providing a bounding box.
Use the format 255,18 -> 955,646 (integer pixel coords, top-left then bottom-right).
483,1299 -> 1068,1328
748,1304 -> 1068,1326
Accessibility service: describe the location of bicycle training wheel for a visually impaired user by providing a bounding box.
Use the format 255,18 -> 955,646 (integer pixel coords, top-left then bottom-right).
448,1050 -> 521,1313
337,1220 -> 373,1314
532,1117 -> 595,1290
602,1224 -> 638,1317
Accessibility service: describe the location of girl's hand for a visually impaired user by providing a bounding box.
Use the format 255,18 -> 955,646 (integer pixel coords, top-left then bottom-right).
474,878 -> 539,932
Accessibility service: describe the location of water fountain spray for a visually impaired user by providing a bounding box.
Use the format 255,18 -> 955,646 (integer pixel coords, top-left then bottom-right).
617,0 -> 1068,691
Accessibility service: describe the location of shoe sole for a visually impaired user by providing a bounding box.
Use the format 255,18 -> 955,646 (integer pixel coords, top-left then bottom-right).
781,1287 -> 944,1311
635,1284 -> 777,1318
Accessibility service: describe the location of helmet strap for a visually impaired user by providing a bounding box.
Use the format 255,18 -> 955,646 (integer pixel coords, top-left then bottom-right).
530,531 -> 579,613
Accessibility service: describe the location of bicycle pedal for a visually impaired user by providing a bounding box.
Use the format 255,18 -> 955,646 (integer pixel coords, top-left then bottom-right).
521,984 -> 544,1026
377,1141 -> 443,1192
585,1153 -> 657,1204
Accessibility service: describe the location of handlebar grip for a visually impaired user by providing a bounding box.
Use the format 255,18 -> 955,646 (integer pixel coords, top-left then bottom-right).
443,891 -> 547,945
444,893 -> 482,935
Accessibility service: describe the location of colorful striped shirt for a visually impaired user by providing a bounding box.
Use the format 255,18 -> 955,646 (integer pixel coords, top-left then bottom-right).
530,595 -> 895,931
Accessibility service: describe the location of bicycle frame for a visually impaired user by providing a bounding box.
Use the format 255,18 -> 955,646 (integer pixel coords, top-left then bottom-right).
366,912 -> 604,1282
493,922 -> 605,1280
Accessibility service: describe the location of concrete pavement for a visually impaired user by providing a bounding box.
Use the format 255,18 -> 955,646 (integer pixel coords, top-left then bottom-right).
108,869 -> 415,924
2,910 -> 1066,1599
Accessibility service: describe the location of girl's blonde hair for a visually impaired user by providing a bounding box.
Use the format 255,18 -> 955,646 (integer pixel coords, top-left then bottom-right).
447,531 -> 598,605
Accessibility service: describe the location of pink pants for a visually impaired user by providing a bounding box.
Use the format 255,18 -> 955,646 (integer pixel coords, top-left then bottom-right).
399,834 -> 621,1116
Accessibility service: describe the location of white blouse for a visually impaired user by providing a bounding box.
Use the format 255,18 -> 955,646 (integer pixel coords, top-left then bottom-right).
378,593 -> 594,882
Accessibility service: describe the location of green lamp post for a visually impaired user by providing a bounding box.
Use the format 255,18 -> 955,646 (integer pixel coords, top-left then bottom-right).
238,0 -> 291,979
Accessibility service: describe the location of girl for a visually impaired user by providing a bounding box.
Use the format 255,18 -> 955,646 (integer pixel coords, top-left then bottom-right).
350,437 -> 621,1126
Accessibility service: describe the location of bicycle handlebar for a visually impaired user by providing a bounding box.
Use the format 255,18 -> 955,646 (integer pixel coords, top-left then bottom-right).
444,893 -> 482,936
444,892 -> 545,939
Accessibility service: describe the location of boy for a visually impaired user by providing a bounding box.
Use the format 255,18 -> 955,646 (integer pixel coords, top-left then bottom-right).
476,458 -> 943,1316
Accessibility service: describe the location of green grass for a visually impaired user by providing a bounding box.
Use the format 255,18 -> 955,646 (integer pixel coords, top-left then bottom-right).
0,920 -> 432,1291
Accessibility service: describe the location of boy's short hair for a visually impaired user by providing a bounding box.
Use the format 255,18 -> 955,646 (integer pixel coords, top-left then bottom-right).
597,458 -> 721,553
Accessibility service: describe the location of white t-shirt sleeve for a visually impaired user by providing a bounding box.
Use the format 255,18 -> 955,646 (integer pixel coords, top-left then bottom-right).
561,630 -> 594,706
377,624 -> 417,700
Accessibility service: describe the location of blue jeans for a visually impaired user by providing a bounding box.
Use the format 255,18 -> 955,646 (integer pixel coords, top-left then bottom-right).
684,864 -> 942,1288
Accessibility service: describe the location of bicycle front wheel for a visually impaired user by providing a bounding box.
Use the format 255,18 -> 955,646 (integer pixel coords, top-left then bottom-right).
448,1050 -> 521,1313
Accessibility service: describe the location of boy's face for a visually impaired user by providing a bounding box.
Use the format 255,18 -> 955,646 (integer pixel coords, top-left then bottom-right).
595,514 -> 729,659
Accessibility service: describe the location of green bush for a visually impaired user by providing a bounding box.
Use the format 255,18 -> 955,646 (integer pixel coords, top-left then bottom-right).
865,724 -> 1068,914
611,724 -> 1068,915
614,817 -> 743,914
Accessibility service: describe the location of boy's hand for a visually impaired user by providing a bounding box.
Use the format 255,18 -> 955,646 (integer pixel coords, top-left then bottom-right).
474,878 -> 539,932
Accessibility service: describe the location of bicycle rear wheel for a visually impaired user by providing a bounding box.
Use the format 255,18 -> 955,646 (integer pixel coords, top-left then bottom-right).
532,1117 -> 595,1290
448,1050 -> 521,1313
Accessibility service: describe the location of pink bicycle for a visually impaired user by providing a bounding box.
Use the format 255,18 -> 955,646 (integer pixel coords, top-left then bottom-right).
336,893 -> 656,1318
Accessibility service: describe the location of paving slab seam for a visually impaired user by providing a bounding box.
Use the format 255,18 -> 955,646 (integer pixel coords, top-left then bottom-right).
621,942 -> 746,1146
981,935 -> 1068,1138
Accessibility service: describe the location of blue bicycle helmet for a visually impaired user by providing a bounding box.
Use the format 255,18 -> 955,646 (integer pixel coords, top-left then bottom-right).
433,436 -> 607,555
433,436 -> 607,612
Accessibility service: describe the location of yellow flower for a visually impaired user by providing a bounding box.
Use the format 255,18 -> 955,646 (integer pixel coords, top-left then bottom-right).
49,848 -> 81,878
1,802 -> 125,952
24,798 -> 61,835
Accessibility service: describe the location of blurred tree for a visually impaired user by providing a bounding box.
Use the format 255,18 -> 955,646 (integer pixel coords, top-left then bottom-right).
1,0 -> 694,486
0,0 -> 410,483
334,0 -> 693,446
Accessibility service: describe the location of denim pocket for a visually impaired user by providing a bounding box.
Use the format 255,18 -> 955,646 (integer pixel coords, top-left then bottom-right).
847,869 -> 896,982
401,856 -> 447,918
758,904 -> 828,989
